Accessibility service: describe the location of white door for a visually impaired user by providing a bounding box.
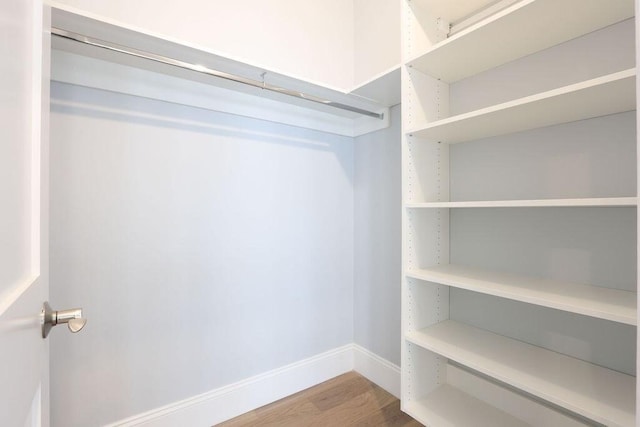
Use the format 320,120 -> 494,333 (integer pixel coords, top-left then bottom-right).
0,1 -> 50,426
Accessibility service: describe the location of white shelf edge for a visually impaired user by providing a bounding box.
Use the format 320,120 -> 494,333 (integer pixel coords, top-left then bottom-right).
404,384 -> 531,427
405,197 -> 638,208
349,65 -> 401,107
405,0 -> 634,83
351,64 -> 401,92
407,265 -> 637,325
48,3 -> 391,137
406,321 -> 636,427
406,68 -> 636,143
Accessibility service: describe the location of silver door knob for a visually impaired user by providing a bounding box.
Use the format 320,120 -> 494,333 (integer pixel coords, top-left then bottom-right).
41,301 -> 87,338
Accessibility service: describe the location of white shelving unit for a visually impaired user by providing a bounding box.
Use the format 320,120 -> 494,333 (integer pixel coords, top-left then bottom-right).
401,0 -> 638,425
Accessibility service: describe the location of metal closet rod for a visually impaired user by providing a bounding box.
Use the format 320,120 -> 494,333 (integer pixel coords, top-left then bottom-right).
51,27 -> 384,120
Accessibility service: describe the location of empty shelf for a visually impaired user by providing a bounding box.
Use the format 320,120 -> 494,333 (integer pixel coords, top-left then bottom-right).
408,0 -> 634,82
407,69 -> 636,144
406,321 -> 636,427
407,265 -> 636,325
404,384 -> 530,427
406,197 -> 638,208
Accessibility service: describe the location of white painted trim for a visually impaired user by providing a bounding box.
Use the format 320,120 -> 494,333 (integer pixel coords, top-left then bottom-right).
106,345 -> 354,427
352,344 -> 401,398
104,344 -> 401,426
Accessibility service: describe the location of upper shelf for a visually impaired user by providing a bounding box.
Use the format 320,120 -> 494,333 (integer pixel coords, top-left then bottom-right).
407,0 -> 635,83
49,4 -> 394,137
407,320 -> 636,427
408,69 -> 636,143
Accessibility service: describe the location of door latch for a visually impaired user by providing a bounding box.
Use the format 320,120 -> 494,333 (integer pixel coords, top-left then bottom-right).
41,301 -> 87,339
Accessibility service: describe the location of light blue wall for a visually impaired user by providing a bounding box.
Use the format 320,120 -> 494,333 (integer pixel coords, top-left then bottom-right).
354,105 -> 402,365
49,81 -> 355,427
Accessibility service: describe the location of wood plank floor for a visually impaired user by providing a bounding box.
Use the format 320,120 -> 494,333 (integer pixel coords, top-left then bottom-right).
215,372 -> 422,426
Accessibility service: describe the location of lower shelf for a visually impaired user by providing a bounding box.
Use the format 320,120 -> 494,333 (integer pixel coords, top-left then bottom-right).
406,320 -> 635,427
404,384 -> 530,427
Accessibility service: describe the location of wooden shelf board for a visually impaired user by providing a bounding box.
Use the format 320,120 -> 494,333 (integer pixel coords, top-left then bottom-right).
407,265 -> 636,325
408,0 -> 634,83
404,384 -> 530,427
407,69 -> 636,144
405,197 -> 638,209
406,321 -> 636,427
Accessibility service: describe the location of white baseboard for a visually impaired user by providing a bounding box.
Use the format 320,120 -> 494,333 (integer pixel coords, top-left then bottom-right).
352,344 -> 401,398
105,344 -> 400,427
